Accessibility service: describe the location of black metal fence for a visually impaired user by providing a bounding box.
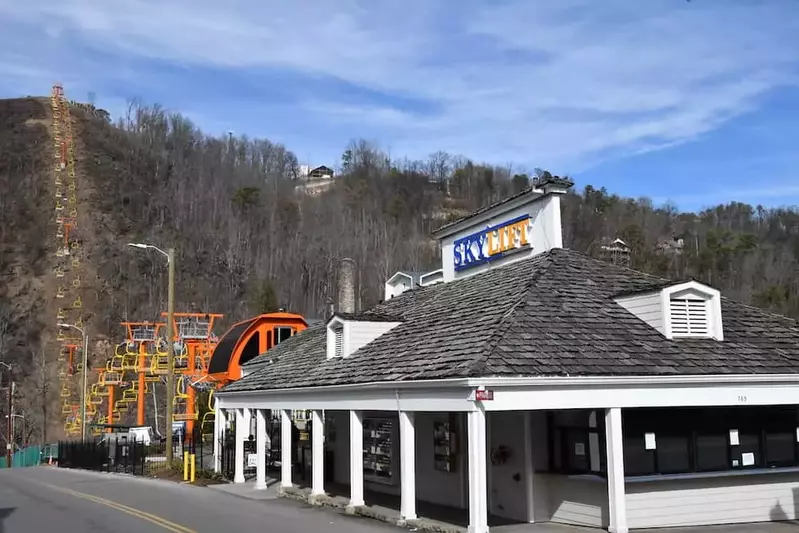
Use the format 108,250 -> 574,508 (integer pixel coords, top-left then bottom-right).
58,428 -> 211,477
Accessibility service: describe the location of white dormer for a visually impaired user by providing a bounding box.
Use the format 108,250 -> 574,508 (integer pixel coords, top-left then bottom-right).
420,269 -> 443,287
384,271 -> 421,300
615,280 -> 724,340
326,313 -> 403,359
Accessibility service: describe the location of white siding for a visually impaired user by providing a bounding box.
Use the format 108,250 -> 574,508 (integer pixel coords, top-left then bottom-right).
543,475 -> 608,528
347,321 -> 401,356
615,292 -> 664,334
627,474 -> 799,529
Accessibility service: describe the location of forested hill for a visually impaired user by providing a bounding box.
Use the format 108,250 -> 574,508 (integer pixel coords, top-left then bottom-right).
2,96 -> 799,379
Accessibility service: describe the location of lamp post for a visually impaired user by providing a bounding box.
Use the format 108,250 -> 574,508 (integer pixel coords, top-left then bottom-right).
57,323 -> 88,442
0,361 -> 11,467
128,243 -> 175,463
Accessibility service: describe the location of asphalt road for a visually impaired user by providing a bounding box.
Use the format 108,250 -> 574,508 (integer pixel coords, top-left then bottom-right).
0,467 -> 398,533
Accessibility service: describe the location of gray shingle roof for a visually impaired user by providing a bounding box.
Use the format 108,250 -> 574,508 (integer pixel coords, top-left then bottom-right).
223,248 -> 799,394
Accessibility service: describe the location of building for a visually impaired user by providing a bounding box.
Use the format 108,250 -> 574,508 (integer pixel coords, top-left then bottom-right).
295,165 -> 336,196
215,176 -> 799,533
599,237 -> 631,267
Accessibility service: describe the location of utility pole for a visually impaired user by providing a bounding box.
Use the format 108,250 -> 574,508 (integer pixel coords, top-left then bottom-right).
127,243 -> 176,463
81,329 -> 89,442
165,247 -> 176,464
6,381 -> 13,467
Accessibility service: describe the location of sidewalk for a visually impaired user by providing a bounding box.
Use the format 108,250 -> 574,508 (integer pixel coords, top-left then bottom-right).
207,476 -> 281,500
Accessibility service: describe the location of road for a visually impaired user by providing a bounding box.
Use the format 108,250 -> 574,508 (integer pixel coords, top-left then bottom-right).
0,467 -> 398,533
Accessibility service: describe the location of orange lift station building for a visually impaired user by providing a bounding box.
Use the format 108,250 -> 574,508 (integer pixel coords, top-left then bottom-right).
207,312 -> 309,386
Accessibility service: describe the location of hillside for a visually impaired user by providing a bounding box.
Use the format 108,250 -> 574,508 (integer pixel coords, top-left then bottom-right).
1,92 -> 799,444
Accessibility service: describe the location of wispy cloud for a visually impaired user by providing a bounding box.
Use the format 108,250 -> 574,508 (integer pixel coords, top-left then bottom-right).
1,0 -> 798,183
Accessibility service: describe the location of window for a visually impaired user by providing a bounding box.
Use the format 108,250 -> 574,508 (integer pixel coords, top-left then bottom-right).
623,406 -> 799,477
695,432 -> 728,471
657,434 -> 691,474
273,326 -> 293,345
547,410 -> 605,475
669,297 -> 709,336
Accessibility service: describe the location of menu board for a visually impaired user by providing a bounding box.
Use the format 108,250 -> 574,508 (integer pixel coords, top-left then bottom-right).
363,417 -> 394,484
434,418 -> 457,472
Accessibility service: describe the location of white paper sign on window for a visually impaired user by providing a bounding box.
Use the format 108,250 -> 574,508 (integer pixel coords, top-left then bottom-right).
574,442 -> 586,456
741,452 -> 755,466
729,429 -> 740,446
644,432 -> 657,450
247,453 -> 257,467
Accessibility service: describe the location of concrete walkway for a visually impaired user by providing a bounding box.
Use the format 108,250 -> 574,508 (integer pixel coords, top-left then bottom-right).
207,477 -> 280,500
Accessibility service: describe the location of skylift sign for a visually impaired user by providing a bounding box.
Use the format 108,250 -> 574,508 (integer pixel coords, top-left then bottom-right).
453,215 -> 534,271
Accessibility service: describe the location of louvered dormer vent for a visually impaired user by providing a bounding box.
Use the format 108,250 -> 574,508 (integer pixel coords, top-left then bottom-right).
669,297 -> 709,337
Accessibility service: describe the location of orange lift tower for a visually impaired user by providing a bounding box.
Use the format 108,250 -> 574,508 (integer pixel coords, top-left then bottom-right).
160,312 -> 223,438
120,321 -> 165,426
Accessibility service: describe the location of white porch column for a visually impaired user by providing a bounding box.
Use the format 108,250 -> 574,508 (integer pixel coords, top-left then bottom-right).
243,407 -> 253,440
255,409 -> 267,490
280,409 -> 293,489
213,402 -> 222,473
468,407 -> 489,533
311,410 -> 325,496
234,408 -> 245,483
399,411 -> 417,521
348,410 -> 364,508
605,407 -> 628,533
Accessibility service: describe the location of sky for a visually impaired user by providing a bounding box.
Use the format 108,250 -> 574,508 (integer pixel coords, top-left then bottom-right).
2,0 -> 798,211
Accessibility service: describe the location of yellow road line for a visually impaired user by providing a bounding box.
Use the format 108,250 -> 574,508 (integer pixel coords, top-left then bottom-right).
28,479 -> 196,533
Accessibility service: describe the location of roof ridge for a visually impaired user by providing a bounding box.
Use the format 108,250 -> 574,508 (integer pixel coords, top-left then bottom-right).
465,251 -> 558,376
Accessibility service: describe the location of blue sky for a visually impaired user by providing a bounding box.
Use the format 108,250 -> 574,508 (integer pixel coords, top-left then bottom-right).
2,0 -> 798,211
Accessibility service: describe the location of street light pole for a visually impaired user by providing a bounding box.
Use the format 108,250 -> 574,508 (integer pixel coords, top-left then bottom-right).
128,243 -> 176,464
166,247 -> 175,464
1,361 -> 13,467
58,324 -> 88,441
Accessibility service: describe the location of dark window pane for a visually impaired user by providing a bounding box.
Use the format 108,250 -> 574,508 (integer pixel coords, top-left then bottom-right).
733,432 -> 761,469
765,431 -> 795,467
696,433 -> 728,471
624,435 -> 655,475
658,434 -> 692,473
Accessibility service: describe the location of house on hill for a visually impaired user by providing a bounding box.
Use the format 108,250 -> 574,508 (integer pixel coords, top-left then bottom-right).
295,165 -> 336,195
215,177 -> 799,533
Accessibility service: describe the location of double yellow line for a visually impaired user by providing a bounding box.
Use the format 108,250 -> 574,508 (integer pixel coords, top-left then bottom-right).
32,480 -> 196,533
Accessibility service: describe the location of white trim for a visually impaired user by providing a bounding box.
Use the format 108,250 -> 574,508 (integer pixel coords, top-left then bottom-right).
385,271 -> 415,286
218,373 -> 799,399
432,189 -> 543,239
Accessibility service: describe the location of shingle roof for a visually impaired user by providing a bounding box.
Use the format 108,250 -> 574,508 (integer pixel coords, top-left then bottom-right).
223,248 -> 799,393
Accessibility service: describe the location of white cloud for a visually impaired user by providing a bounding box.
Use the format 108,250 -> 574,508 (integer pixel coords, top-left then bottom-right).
1,0 -> 798,172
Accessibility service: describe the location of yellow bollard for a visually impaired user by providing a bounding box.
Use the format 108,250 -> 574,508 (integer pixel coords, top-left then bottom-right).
190,454 -> 196,483
183,451 -> 189,482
